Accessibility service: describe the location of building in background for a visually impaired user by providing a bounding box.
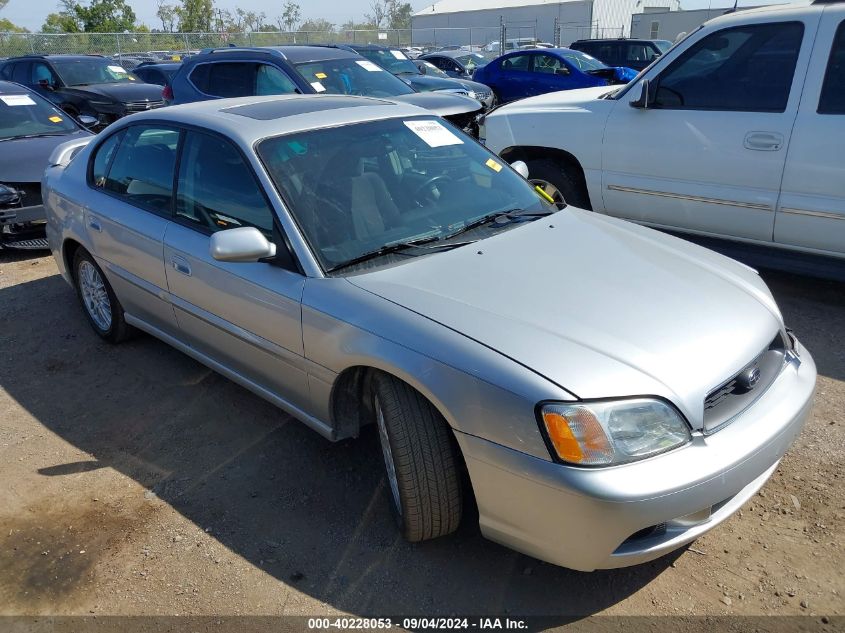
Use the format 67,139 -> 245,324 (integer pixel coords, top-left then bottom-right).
630,6 -> 758,41
411,0 -> 681,49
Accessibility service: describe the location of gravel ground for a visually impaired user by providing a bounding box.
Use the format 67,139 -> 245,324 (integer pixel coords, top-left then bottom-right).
0,250 -> 842,623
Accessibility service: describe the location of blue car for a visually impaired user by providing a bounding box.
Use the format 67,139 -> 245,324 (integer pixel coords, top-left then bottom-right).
472,48 -> 637,104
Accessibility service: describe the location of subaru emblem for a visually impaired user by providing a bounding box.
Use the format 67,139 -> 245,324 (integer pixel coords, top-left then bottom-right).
738,366 -> 761,391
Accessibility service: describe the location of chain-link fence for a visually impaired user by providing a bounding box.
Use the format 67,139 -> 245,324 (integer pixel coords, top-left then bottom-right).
0,24 -> 623,60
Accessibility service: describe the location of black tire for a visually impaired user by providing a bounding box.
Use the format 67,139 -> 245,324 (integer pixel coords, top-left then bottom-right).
525,158 -> 591,210
371,372 -> 463,542
72,248 -> 134,343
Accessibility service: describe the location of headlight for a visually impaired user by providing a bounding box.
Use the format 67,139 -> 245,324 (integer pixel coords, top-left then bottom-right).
467,90 -> 477,99
87,100 -> 116,110
539,399 -> 691,466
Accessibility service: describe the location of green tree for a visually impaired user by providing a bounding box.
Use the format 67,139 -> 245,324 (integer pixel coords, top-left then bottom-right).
280,1 -> 301,32
388,2 -> 413,29
0,17 -> 28,32
156,0 -> 179,32
178,0 -> 213,32
299,18 -> 334,32
74,0 -> 137,32
41,12 -> 82,33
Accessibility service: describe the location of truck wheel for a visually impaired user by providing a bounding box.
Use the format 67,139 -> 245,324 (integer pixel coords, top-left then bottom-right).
73,248 -> 134,343
525,158 -> 591,209
371,372 -> 463,542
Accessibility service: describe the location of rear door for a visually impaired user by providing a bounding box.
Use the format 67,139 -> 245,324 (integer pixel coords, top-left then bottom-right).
85,124 -> 179,334
774,9 -> 845,257
602,18 -> 814,242
162,129 -> 310,409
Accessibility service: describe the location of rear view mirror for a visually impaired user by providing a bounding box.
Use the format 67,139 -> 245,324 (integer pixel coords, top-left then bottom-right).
210,227 -> 276,263
510,160 -> 529,178
418,64 -> 427,74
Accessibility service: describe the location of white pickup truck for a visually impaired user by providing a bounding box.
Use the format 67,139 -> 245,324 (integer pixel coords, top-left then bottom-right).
481,0 -> 845,267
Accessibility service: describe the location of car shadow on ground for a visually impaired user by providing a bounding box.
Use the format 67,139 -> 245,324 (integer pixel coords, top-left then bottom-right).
0,272 -> 680,618
2,267 -> 841,617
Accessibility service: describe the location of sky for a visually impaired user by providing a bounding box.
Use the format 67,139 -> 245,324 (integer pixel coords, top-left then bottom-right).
1,0 -> 789,32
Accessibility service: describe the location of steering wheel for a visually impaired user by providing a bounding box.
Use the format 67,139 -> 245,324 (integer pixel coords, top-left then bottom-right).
412,175 -> 453,204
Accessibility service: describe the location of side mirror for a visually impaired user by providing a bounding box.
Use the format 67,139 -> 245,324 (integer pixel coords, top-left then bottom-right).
629,79 -> 651,109
510,160 -> 529,179
38,79 -> 55,91
209,226 -> 276,263
77,114 -> 98,127
554,67 -> 570,76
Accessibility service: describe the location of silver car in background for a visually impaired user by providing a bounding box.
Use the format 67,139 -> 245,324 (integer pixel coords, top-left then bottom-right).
43,95 -> 815,571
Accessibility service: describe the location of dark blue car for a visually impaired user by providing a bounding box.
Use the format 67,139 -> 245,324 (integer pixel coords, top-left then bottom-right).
472,48 -> 637,104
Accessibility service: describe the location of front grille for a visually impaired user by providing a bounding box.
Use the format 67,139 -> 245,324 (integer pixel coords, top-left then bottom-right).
124,100 -> 166,113
703,333 -> 787,433
0,182 -> 41,208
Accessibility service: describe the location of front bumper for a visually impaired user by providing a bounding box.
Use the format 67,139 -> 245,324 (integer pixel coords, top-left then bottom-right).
456,339 -> 816,571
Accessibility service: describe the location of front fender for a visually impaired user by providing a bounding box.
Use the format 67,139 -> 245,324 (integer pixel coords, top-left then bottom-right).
302,277 -> 573,461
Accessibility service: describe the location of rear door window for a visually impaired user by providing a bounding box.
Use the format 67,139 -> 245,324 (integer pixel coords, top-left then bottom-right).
103,125 -> 180,214
500,54 -> 530,72
818,20 -> 845,114
190,62 -> 297,98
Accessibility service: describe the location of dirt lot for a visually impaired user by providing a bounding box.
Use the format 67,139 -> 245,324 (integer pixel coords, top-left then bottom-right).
0,249 -> 843,622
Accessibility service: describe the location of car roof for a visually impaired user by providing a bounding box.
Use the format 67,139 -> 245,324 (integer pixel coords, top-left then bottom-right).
4,54 -> 106,61
0,80 -> 36,95
572,38 -> 661,44
136,62 -> 181,69
107,94 -> 429,143
188,45 -> 360,66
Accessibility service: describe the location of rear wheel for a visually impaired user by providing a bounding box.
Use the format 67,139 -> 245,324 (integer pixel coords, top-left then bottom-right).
525,158 -> 591,209
371,372 -> 463,542
73,248 -> 134,343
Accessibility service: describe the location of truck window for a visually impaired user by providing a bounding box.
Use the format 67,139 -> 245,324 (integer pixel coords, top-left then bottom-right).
653,22 -> 804,112
818,21 -> 845,115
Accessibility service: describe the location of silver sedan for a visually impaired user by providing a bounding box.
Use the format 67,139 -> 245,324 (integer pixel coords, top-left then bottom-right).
43,95 -> 815,571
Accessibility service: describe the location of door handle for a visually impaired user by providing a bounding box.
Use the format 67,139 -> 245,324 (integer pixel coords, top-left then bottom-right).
744,131 -> 784,151
88,217 -> 102,232
170,255 -> 191,276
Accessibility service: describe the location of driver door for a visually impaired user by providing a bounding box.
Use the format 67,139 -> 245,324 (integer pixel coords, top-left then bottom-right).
601,19 -> 814,242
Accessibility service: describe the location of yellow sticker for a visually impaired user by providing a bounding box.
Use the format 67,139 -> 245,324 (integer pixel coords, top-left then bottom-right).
485,158 -> 503,172
49,115 -> 63,123
315,72 -> 327,79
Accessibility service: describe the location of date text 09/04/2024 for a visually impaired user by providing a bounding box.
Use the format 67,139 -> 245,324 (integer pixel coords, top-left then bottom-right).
307,618 -> 528,630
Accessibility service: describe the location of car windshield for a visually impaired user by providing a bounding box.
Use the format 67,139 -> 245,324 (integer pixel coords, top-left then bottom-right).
559,50 -> 608,71
358,49 -> 420,75
295,57 -> 415,96
257,117 -> 551,273
52,59 -> 139,85
421,61 -> 449,77
454,53 -> 489,70
0,91 -> 78,140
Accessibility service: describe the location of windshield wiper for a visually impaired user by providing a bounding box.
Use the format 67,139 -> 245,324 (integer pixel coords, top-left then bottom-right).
0,132 -> 68,142
326,234 -> 441,273
442,207 -> 554,241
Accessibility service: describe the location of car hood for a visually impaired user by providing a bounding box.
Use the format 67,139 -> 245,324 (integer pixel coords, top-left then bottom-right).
347,209 -> 783,429
493,85 -> 615,114
390,91 -> 483,116
402,74 -> 468,93
63,81 -> 163,103
0,129 -> 91,182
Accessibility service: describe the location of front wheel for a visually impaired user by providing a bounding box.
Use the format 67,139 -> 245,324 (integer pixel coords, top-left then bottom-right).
525,158 -> 591,210
371,372 -> 463,542
73,248 -> 134,343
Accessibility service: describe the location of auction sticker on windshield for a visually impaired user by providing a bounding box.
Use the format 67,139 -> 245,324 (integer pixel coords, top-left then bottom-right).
108,65 -> 128,73
1,95 -> 36,106
356,60 -> 383,72
311,82 -> 326,92
404,120 -> 463,147
391,50 -> 407,59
